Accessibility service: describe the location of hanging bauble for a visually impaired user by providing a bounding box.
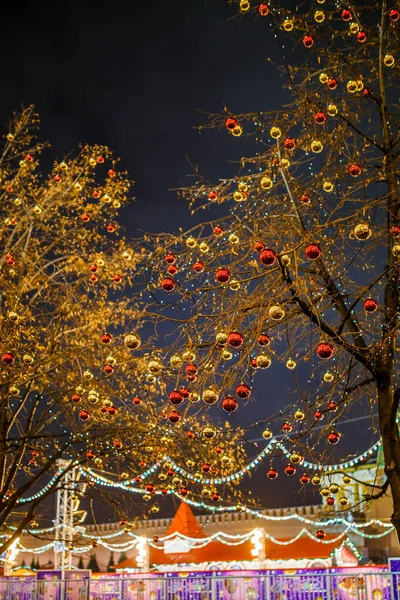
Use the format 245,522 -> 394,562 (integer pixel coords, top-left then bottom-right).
311,475 -> 321,485
320,487 -> 330,497
133,396 -> 142,405
267,468 -> 278,480
303,35 -> 314,48
203,388 -> 219,405
216,332 -> 228,346
169,390 -> 184,405
314,10 -> 325,22
349,22 -> 359,33
107,406 -> 117,415
186,236 -> 197,249
199,242 -> 209,254
83,370 -> 93,380
311,140 -> 323,153
314,112 -> 327,125
216,268 -> 231,283
282,422 -> 292,433
148,359 -> 162,374
257,333 -> 271,346
324,371 -> 334,382
232,125 -> 243,137
104,364 -> 114,375
290,452 -> 303,465
389,8 -> 400,21
208,190 -> 218,202
300,474 -> 310,484
329,483 -> 340,494
353,223 -> 371,240
23,354 -> 34,365
182,349 -> 196,362
328,401 -> 338,412
185,363 -> 198,377
165,253 -> 176,264
239,0 -> 250,12
236,384 -> 251,399
316,342 -> 335,359
191,261 -> 204,275
284,464 -> 296,476
167,410 -> 181,423
161,277 -> 175,291
72,394 -> 81,403
179,387 -> 189,399
316,529 -> 326,540
222,396 -> 239,412
319,73 -> 328,84
341,8 -> 352,20
101,334 -> 112,344
384,54 -> 395,67
179,487 -> 189,497
283,18 -> 294,31
2,353 -> 15,365
326,497 -> 335,506
390,225 -> 400,237
213,225 -> 224,236
339,496 -> 349,506
327,104 -> 338,117
229,279 -> 241,291
357,31 -> 367,42
233,190 -> 247,203
270,126 -> 282,139
146,483 -> 155,493
349,163 -> 362,177
212,493 -> 221,502
86,451 -> 95,460
79,410 -> 89,421
305,243 -> 321,260
167,265 -> 178,275
300,194 -> 311,204
327,430 -> 340,444
114,439 -> 122,449
189,392 -> 200,402
262,428 -> 273,439
259,3 -> 269,16
228,233 -> 239,245
226,118 -> 238,131
255,353 -> 272,368
228,332 -> 244,348
254,241 -> 264,252
215,447 -> 223,455
170,355 -> 183,368
203,426 -> 216,439
327,78 -> 338,90
284,138 -> 296,150
286,359 -> 296,370
113,274 -> 122,283
260,176 -> 273,190
259,248 -> 277,266
202,463 -> 211,473
343,475 -> 351,484
393,244 -> 400,257
294,409 -> 305,421
201,487 -> 211,497
269,305 -> 285,320
314,410 -> 324,421
364,298 -> 378,313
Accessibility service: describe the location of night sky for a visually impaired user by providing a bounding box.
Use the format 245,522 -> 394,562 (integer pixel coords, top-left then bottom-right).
1,0 -> 373,513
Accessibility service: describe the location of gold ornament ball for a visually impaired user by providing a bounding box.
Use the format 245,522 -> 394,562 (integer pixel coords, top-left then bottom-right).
233,191 -> 246,202
170,354 -> 183,368
261,176 -> 273,190
232,125 -> 243,137
83,370 -> 93,381
186,236 -> 197,248
329,483 -> 340,494
238,181 -> 248,192
319,73 -> 329,84
311,475 -> 321,486
314,10 -> 325,22
283,18 -> 294,31
327,103 -> 338,117
150,505 -> 160,513
182,350 -> 196,362
199,242 -> 209,253
148,359 -> 162,374
229,233 -> 239,244
320,487 -> 330,497
323,371 -> 334,382
349,22 -> 360,34
255,353 -> 272,369
286,359 -> 296,370
353,223 -> 372,241
384,54 -> 395,67
270,126 -> 282,139
229,279 -> 241,291
290,452 -> 303,464
262,428 -> 273,440
323,181 -> 334,193
203,388 -> 219,405
124,333 -> 141,349
203,426 -> 216,439
339,496 -> 349,506
222,349 -> 233,361
311,140 -> 323,153
347,80 -> 358,93
281,158 -> 290,169
269,305 -> 285,321
392,244 -> 400,257
343,475 -> 351,484
23,354 -> 34,365
294,409 -> 305,421
239,0 -> 250,12
189,392 -> 200,402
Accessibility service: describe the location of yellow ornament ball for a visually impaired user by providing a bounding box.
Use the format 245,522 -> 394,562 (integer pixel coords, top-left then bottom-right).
260,176 -> 273,190
170,355 -> 183,368
229,279 -> 241,291
229,233 -> 239,245
294,409 -> 305,421
384,54 -> 395,67
233,191 -> 247,202
311,474 -> 321,485
323,181 -> 334,193
286,359 -> 296,370
199,241 -> 209,253
339,496 -> 349,507
232,125 -> 243,137
320,487 -> 330,497
314,10 -> 325,22
270,126 -> 282,139
347,80 -> 358,93
216,332 -> 228,346
281,158 -> 290,169
342,475 -> 351,484
323,371 -> 334,382
189,392 -> 200,402
353,222 -> 372,241
255,353 -> 272,369
124,333 -> 141,349
269,304 -> 285,321
182,350 -> 196,362
186,236 -> 197,248
239,0 -> 250,12
283,18 -> 294,31
329,483 -> 340,494
238,181 -> 248,192
311,140 -> 324,153
148,359 -> 162,374
203,388 -> 219,405
319,73 -> 329,84
262,428 -> 273,440
203,426 -> 216,439
349,22 -> 360,34
327,103 -> 338,117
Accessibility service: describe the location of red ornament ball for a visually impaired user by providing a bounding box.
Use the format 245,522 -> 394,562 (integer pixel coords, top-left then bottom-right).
314,410 -> 324,421
300,194 -> 311,204
168,410 -> 181,423
79,410 -> 89,421
161,488 -> 168,496
86,451 -> 95,460
101,333 -> 112,344
300,474 -> 310,485
186,430 -> 195,439
133,396 -> 142,405
259,248 -> 277,266
327,431 -> 340,444
236,384 -> 251,399
349,163 -> 362,177
303,35 -> 314,48
89,264 -> 98,272
107,406 -> 117,415
259,3 -> 269,16
305,243 -> 321,260
113,274 -> 122,283
215,268 -> 231,283
257,333 -> 271,346
202,463 -> 211,473
341,9 -> 352,21
328,401 -> 338,412
193,261 -> 205,273
104,364 -> 114,374
72,394 -> 81,403
208,190 -> 218,202
106,223 -> 116,233
316,529 -> 326,539
213,225 -> 223,236
326,497 -> 335,506
389,8 -> 400,21
179,487 -> 189,497
390,225 -> 400,237
284,464 -> 296,476
314,112 -> 327,125
267,468 -> 278,480
212,493 -> 221,502
167,265 -> 178,275
327,78 -> 338,90
364,298 -> 378,313
180,387 -> 190,399
2,352 -> 15,365
161,277 -> 175,292
225,118 -> 238,131
357,31 -> 367,42
282,422 -> 292,433
284,137 -> 296,150
165,253 -> 176,264
108,169 -> 116,178
222,396 -> 239,412
153,535 -> 159,542
185,363 -> 198,376
169,390 -> 184,405
316,343 -> 335,360
228,332 -> 244,348
113,439 -> 122,449
146,483 -> 155,493
254,241 -> 264,252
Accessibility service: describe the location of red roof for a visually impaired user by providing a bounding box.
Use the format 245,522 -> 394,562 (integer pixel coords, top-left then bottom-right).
265,535 -> 348,561
166,502 -> 206,538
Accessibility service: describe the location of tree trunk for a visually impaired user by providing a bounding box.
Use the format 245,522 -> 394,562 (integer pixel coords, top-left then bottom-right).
377,375 -> 400,545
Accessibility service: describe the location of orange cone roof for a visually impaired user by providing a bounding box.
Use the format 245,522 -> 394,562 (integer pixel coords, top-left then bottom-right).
166,502 -> 206,538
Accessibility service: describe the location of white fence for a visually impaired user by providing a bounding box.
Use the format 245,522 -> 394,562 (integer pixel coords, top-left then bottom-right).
0,571 -> 398,600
